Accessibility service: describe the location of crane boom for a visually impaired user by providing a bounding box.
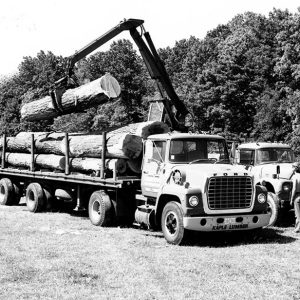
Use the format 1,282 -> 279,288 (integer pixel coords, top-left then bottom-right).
66,19 -> 144,76
52,18 -> 192,131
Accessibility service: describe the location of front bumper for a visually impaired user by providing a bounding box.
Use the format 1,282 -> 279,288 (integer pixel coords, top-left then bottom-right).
183,213 -> 270,231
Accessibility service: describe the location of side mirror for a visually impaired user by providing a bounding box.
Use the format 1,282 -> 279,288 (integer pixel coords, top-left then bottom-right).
276,165 -> 280,178
230,146 -> 240,164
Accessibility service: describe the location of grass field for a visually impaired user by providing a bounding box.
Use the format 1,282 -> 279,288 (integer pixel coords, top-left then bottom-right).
0,202 -> 299,300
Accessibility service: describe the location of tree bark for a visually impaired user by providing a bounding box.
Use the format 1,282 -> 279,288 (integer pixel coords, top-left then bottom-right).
4,153 -> 127,174
20,74 -> 121,121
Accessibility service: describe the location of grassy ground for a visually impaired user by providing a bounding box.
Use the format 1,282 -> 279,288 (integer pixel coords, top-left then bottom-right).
0,203 -> 299,300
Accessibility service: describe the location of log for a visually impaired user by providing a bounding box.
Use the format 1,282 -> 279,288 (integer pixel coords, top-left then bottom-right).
10,121 -> 169,159
20,73 -> 121,121
5,153 -> 64,170
3,133 -> 142,158
1,121 -> 169,174
4,152 -> 127,174
0,136 -> 64,155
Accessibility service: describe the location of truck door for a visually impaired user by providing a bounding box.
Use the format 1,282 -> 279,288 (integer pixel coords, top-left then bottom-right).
141,139 -> 167,198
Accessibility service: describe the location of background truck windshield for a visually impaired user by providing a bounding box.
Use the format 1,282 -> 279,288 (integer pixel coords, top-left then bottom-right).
257,148 -> 295,164
239,148 -> 295,165
169,139 -> 229,163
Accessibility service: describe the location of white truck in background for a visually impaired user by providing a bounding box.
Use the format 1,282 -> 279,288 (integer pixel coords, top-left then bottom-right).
235,142 -> 300,225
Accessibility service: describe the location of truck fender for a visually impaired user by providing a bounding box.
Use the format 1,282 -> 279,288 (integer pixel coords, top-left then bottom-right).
260,181 -> 275,194
154,192 -> 182,228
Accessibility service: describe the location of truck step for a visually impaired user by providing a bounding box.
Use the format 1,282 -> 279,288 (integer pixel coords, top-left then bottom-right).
135,194 -> 147,201
137,204 -> 154,213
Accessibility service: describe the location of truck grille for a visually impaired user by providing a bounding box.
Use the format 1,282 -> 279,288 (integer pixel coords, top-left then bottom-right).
207,176 -> 252,209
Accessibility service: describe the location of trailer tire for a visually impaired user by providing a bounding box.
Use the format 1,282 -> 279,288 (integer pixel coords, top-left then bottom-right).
161,201 -> 188,245
0,178 -> 15,206
26,183 -> 45,213
266,192 -> 280,227
88,191 -> 113,227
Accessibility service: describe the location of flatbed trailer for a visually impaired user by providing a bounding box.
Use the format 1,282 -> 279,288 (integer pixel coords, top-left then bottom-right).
0,132 -> 141,224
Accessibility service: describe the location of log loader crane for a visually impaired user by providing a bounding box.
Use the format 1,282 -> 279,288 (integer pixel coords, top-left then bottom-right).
50,18 -> 192,132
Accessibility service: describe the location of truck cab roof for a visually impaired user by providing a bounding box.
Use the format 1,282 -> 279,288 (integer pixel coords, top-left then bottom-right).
147,132 -> 225,141
238,142 -> 291,150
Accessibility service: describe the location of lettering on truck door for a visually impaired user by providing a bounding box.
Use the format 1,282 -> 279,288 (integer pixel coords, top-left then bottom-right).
142,140 -> 167,198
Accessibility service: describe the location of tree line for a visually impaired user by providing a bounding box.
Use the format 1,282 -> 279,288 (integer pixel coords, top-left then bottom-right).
1,9 -> 300,153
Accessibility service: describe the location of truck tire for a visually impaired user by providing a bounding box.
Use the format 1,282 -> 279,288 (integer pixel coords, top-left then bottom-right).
267,192 -> 280,227
0,178 -> 15,206
161,201 -> 187,245
88,191 -> 113,227
26,183 -> 45,213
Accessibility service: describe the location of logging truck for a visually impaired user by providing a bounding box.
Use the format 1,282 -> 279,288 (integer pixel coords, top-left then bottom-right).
0,19 -> 271,244
0,131 -> 270,244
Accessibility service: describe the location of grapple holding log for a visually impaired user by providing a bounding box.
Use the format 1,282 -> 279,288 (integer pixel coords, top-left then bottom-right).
21,73 -> 121,122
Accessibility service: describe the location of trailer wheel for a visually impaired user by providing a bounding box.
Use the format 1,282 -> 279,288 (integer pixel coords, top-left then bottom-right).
88,191 -> 113,227
266,192 -> 279,227
0,178 -> 15,205
161,201 -> 187,245
26,183 -> 45,213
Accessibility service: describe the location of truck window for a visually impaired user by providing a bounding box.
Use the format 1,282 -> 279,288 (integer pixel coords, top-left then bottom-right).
144,140 -> 166,163
239,150 -> 255,165
257,148 -> 295,164
169,139 -> 229,163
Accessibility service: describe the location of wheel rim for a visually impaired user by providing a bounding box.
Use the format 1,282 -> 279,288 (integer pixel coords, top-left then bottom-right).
91,199 -> 101,220
165,211 -> 178,235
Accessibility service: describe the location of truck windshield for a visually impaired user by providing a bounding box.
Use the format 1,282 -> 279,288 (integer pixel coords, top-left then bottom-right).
169,138 -> 229,164
257,148 -> 295,164
239,150 -> 255,165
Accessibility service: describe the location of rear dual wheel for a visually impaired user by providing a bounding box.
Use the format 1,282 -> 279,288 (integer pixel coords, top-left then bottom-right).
88,191 -> 114,227
26,183 -> 45,213
0,178 -> 20,206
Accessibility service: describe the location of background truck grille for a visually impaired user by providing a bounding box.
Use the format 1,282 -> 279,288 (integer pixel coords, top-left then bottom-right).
207,176 -> 252,209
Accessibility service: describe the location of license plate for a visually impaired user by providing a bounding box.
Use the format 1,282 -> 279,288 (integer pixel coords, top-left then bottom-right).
224,217 -> 236,225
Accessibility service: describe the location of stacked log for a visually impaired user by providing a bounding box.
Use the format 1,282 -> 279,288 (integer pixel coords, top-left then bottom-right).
0,121 -> 170,176
4,153 -> 127,174
20,73 -> 121,121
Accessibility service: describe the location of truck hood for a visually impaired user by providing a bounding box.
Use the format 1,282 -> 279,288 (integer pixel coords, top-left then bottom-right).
179,163 -> 250,187
256,163 -> 294,180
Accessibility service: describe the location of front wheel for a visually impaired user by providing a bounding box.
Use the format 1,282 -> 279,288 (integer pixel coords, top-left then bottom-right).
266,192 -> 280,226
161,201 -> 187,245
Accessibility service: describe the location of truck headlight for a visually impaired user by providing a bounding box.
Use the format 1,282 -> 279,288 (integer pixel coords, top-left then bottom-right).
257,193 -> 266,203
282,183 -> 291,192
188,196 -> 199,207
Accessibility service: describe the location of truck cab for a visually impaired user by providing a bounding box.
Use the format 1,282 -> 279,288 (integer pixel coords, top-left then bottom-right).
135,133 -> 270,244
236,142 -> 296,225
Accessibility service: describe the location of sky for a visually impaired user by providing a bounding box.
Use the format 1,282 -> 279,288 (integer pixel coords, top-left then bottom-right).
0,0 -> 299,76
